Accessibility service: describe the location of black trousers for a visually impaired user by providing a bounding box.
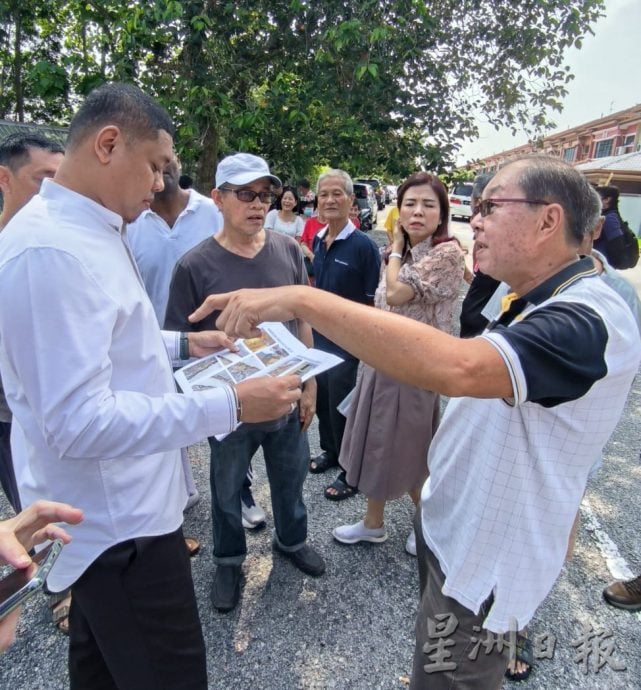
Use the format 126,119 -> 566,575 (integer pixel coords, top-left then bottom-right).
0,420 -> 21,512
69,527 -> 207,690
315,358 -> 358,465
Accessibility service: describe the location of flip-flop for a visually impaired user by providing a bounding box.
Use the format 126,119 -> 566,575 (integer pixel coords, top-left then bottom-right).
324,473 -> 358,501
505,633 -> 534,682
184,537 -> 201,557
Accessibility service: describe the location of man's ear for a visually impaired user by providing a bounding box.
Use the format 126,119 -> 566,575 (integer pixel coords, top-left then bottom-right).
0,165 -> 12,193
93,126 -> 122,165
538,202 -> 564,241
211,188 -> 223,209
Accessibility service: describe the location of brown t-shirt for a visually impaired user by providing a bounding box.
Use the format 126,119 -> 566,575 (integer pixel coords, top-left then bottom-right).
164,230 -> 307,333
165,230 -> 308,434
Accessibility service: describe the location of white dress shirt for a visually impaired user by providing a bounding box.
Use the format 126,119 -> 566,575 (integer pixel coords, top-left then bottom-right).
127,189 -> 222,324
0,179 -> 237,591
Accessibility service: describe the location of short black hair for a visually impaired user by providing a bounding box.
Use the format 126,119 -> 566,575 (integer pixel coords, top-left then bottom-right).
0,133 -> 64,172
66,82 -> 174,150
178,174 -> 193,189
596,185 -> 620,208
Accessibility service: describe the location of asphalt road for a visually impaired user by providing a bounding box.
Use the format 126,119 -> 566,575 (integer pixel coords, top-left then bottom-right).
1,211 -> 639,689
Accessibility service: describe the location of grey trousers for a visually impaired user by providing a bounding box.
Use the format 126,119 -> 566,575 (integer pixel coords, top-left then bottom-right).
411,506 -> 510,690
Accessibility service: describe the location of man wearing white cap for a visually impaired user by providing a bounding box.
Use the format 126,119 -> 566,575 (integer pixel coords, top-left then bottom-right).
165,153 -> 323,613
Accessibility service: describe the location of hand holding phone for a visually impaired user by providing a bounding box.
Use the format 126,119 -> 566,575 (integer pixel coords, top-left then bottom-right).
0,539 -> 64,620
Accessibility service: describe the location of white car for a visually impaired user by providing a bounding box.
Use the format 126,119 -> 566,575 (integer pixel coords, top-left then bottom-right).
449,181 -> 474,221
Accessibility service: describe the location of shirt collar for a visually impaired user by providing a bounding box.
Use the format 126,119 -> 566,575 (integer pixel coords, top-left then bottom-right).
135,188 -> 201,224
317,220 -> 355,241
520,257 -> 598,305
408,236 -> 433,261
41,178 -> 124,233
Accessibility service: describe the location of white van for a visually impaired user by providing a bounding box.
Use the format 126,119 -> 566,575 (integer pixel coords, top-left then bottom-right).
449,181 -> 474,221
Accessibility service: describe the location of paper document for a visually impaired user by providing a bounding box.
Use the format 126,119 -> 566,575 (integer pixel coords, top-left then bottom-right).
175,322 -> 343,396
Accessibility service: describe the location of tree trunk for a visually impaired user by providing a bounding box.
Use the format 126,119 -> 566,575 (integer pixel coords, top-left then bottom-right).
196,125 -> 218,194
13,10 -> 23,121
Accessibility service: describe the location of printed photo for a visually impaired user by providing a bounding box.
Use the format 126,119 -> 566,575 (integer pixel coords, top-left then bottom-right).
268,357 -> 303,378
243,331 -> 276,352
182,356 -> 221,381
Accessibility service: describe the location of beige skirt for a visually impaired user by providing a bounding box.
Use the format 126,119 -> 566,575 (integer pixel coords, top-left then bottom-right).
341,364 -> 439,501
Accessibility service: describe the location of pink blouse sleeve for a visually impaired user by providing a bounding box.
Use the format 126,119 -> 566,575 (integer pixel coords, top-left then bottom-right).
398,242 -> 464,304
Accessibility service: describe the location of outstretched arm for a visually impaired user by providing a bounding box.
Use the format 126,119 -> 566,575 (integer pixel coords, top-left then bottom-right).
189,285 -> 511,399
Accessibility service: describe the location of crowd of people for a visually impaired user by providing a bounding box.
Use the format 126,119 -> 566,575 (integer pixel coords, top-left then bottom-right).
0,81 -> 640,690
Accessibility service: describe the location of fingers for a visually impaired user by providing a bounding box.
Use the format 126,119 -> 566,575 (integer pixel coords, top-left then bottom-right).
188,294 -> 229,324
215,298 -> 262,338
0,536 -> 31,569
0,608 -> 21,652
14,501 -> 83,531
3,501 -> 83,565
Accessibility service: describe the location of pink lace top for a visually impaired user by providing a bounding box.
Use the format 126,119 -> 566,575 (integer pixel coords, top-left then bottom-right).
375,238 -> 464,333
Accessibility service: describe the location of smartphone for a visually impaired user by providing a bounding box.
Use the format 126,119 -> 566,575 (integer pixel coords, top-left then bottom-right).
0,539 -> 63,619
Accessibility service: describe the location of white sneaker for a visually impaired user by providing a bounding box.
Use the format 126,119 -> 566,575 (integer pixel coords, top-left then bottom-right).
332,520 -> 388,545
405,530 -> 417,556
241,496 -> 266,529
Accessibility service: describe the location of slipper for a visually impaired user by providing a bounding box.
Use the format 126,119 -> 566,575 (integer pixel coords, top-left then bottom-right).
48,590 -> 72,636
505,633 -> 534,682
309,452 -> 339,474
324,472 -> 358,501
184,537 -> 201,558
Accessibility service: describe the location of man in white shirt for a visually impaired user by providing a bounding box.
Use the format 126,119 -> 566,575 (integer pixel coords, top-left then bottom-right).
0,82 -> 301,690
191,156 -> 641,689
127,156 -> 222,324
127,155 -> 222,516
0,132 -> 64,513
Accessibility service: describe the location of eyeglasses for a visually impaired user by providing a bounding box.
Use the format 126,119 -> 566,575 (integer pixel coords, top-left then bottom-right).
473,198 -> 549,217
220,187 -> 274,204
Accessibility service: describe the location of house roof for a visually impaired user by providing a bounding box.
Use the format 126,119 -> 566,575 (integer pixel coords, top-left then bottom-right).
575,150 -> 641,173
0,120 -> 67,147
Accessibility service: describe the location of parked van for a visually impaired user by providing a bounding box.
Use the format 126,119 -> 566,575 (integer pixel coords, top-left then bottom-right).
449,181 -> 474,221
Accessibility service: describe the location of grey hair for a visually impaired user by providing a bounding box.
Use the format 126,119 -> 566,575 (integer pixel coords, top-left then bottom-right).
316,169 -> 353,195
586,186 -> 603,235
510,156 -> 598,246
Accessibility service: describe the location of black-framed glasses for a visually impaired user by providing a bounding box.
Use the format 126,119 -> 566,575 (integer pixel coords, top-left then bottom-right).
474,198 -> 549,217
220,187 -> 274,204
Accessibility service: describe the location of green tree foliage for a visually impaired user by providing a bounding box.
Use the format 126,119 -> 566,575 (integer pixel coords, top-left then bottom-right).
0,0 -> 604,188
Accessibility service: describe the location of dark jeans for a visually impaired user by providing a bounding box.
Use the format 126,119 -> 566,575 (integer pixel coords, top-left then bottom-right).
316,359 -> 358,465
69,527 -> 206,690
411,506 -> 509,690
0,420 -> 21,512
209,414 -> 307,565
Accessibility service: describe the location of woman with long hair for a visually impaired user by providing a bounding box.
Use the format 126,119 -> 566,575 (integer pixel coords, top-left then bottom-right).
264,186 -> 304,238
333,172 -> 465,554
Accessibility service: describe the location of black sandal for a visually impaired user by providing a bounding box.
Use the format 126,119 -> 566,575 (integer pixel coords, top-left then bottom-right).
505,633 -> 534,682
309,452 -> 339,474
324,472 -> 358,501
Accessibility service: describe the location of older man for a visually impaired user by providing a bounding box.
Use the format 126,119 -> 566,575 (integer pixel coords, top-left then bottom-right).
309,170 -> 380,501
0,84 -> 300,689
191,156 -> 641,690
165,153 -> 322,613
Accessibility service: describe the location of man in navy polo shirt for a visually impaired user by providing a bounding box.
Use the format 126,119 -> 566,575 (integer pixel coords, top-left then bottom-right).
309,169 -> 380,500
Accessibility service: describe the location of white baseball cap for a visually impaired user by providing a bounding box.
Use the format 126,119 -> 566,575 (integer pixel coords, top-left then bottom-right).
215,153 -> 281,188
